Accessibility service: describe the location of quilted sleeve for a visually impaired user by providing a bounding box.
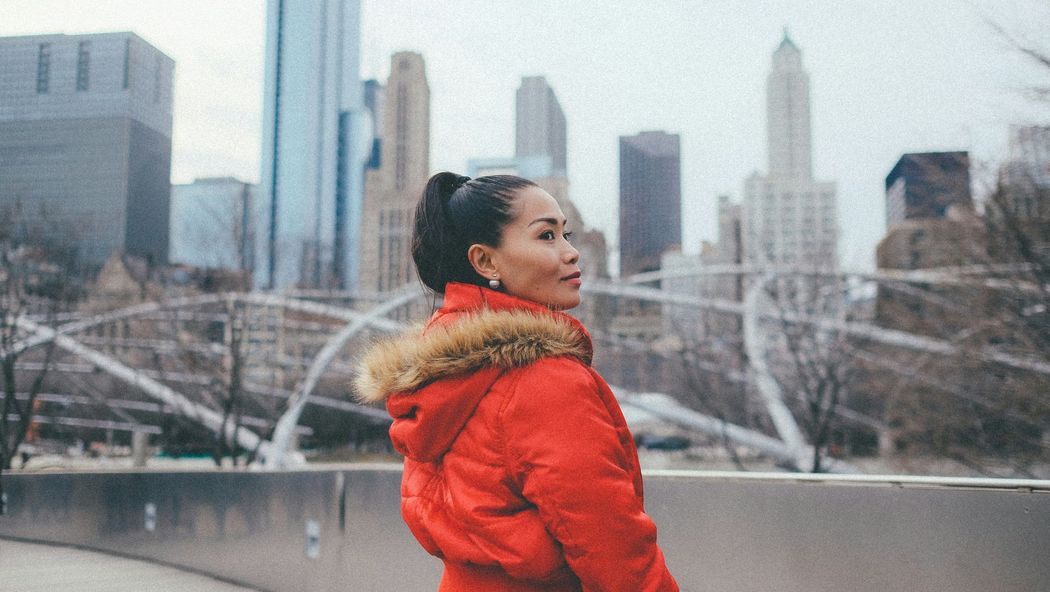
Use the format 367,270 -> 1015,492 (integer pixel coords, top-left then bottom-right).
501,358 -> 678,592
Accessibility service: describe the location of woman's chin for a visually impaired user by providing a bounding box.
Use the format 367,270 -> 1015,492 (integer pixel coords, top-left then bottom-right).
548,293 -> 581,311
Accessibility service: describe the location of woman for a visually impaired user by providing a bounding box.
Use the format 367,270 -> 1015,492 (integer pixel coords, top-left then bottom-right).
355,172 -> 679,591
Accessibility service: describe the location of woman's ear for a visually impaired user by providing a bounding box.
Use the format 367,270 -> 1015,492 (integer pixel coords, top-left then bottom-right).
467,243 -> 498,279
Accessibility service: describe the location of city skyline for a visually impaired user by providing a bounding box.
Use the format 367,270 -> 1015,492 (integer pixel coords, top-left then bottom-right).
2,1 -> 1047,272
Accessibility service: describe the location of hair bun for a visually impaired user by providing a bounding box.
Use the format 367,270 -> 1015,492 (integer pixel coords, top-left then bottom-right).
450,175 -> 471,195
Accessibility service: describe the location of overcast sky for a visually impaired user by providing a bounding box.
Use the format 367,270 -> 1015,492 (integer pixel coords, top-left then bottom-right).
3,0 -> 1048,271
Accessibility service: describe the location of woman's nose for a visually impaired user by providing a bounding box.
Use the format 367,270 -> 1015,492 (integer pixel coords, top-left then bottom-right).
563,243 -> 580,264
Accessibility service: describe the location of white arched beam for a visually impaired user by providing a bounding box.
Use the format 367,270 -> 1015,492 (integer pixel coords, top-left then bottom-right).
582,280 -> 1050,376
616,390 -> 858,474
622,263 -> 1040,291
15,316 -> 270,457
742,274 -> 807,460
7,292 -> 403,359
264,284 -> 423,467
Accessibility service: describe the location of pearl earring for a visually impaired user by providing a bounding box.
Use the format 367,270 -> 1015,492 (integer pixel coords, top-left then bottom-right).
489,277 -> 501,290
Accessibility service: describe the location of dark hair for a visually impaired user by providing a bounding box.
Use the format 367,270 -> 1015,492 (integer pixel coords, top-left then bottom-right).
412,172 -> 538,293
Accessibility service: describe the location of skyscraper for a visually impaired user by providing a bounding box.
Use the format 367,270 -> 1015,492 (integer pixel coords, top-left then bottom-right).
743,31 -> 838,271
357,52 -> 429,294
619,131 -> 681,277
515,76 -> 567,177
259,0 -> 370,289
766,34 -> 812,182
0,32 -> 173,268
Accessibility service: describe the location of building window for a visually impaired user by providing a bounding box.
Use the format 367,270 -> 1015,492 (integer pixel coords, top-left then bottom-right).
76,41 -> 91,91
122,38 -> 131,89
36,43 -> 50,93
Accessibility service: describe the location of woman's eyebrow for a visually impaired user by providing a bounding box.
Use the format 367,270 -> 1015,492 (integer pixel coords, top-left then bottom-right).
528,217 -> 565,227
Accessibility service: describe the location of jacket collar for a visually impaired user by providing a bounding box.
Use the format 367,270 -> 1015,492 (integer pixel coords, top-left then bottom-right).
430,282 -> 590,336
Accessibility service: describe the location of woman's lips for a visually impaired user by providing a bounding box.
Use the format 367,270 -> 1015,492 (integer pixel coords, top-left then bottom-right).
561,271 -> 582,286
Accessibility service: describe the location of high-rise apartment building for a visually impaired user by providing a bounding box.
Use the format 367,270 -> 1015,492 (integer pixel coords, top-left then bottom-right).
0,32 -> 173,268
259,0 -> 370,289
743,32 -> 837,271
885,152 -> 972,227
515,76 -> 567,176
170,177 -> 256,272
619,131 -> 681,277
357,52 -> 429,294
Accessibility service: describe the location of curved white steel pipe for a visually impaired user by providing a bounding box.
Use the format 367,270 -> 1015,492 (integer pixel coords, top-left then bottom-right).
583,280 -> 1050,376
623,263 -> 1040,292
15,316 -> 270,456
742,274 -> 807,463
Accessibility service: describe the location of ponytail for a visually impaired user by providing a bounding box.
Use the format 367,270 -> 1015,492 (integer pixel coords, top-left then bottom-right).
412,171 -> 536,293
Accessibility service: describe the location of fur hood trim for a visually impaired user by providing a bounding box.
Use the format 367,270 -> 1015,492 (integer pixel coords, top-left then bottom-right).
354,308 -> 591,403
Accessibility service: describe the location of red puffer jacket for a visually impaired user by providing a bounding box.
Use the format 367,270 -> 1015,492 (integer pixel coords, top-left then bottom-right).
355,282 -> 678,592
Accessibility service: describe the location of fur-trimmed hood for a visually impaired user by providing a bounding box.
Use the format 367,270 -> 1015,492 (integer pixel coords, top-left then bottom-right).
354,283 -> 593,462
354,307 -> 592,404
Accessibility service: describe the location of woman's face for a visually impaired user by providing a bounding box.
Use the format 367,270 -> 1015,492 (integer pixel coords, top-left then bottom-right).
484,186 -> 582,310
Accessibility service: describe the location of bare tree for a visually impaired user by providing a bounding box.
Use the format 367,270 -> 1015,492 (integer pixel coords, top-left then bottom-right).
0,220 -> 80,512
764,276 -> 858,472
213,297 -> 247,466
150,296 -> 253,467
668,310 -> 753,470
172,183 -> 254,274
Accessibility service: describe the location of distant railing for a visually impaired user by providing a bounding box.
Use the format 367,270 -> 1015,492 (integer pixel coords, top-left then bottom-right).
1,467 -> 1048,592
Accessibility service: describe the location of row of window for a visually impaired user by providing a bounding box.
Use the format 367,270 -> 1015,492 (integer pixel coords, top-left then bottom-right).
36,41 -> 92,93
35,39 -> 138,95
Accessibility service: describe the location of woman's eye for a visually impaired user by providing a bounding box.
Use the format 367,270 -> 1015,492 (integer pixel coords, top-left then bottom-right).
563,231 -> 574,241
539,230 -> 555,240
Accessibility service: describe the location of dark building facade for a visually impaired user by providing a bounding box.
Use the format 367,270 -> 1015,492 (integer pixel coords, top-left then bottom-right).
619,131 -> 681,277
0,32 -> 173,268
885,152 -> 972,228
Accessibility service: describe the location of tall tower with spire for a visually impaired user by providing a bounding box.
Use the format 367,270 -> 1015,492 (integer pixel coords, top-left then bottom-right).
743,31 -> 838,273
767,30 -> 812,181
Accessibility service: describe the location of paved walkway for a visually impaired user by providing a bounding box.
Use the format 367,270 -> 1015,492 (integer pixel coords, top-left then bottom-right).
0,539 -> 258,592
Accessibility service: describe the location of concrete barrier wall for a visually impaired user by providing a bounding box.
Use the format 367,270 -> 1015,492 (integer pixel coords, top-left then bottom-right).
1,466 -> 1048,592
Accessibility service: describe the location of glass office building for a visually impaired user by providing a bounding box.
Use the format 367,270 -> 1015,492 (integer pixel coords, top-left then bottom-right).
259,0 -> 371,289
